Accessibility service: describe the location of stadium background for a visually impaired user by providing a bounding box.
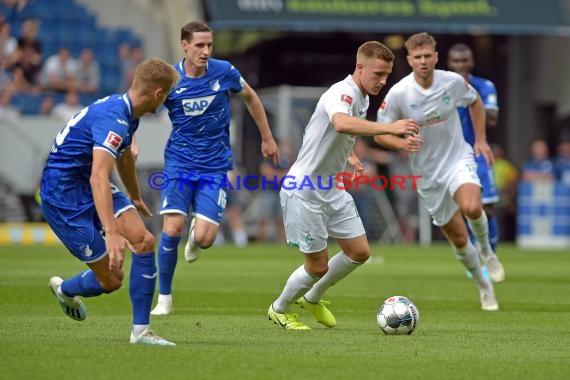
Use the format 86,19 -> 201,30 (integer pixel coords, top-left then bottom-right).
0,0 -> 569,248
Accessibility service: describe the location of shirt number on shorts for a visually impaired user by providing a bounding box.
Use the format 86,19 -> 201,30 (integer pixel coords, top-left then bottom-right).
217,189 -> 227,209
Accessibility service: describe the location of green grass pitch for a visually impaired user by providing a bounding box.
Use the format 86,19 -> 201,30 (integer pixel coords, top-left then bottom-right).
1,243 -> 569,379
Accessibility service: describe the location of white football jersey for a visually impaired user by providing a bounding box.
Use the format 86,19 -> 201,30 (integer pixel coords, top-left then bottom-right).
283,75 -> 368,202
377,70 -> 478,193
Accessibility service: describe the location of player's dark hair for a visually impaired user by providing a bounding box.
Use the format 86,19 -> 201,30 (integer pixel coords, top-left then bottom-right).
448,43 -> 472,55
357,41 -> 395,63
181,21 -> 213,42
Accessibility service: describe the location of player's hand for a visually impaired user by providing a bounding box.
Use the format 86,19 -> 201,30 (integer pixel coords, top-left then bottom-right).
106,231 -> 126,271
131,198 -> 152,217
125,238 -> 136,253
474,140 -> 495,165
402,135 -> 423,153
261,136 -> 280,166
347,150 -> 364,179
391,119 -> 419,136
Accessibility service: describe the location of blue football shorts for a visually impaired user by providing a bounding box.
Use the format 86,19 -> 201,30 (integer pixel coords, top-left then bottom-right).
42,191 -> 134,263
159,170 -> 227,225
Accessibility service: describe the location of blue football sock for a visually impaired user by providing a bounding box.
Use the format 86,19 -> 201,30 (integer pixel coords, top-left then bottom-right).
157,233 -> 180,295
488,216 -> 499,253
129,252 -> 156,325
61,269 -> 108,297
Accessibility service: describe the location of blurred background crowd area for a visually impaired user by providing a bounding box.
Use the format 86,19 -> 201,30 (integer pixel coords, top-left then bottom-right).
0,0 -> 146,116
0,0 -> 569,248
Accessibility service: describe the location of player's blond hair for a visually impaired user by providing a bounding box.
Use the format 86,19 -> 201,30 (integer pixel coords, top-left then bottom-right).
131,58 -> 179,93
404,32 -> 437,53
357,41 -> 395,64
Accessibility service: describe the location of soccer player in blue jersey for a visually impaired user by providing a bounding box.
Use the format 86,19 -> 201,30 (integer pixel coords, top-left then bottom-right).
41,58 -> 179,346
447,43 -> 505,283
151,21 -> 279,315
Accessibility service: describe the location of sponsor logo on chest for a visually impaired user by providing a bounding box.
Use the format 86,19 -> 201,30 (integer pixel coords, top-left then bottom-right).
182,95 -> 216,116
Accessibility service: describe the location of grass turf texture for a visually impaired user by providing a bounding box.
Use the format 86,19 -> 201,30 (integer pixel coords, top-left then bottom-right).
0,243 -> 569,379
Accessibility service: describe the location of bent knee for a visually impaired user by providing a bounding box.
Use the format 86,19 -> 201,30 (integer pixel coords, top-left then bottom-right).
351,250 -> 370,263
194,229 -> 217,249
306,262 -> 329,278
462,204 -> 482,220
194,236 -> 214,249
346,249 -> 371,263
162,216 -> 185,237
129,231 -> 156,253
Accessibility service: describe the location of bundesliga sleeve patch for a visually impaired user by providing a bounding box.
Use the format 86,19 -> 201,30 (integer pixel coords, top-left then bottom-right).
103,131 -> 123,153
341,94 -> 353,106
380,101 -> 387,110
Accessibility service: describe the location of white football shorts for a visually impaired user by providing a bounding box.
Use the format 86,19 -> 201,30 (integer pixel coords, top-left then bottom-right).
419,157 -> 481,227
280,190 -> 365,253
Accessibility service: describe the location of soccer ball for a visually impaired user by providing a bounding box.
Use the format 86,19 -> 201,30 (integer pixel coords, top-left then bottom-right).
377,295 -> 420,335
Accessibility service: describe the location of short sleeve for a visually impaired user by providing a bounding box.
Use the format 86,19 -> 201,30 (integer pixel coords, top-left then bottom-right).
452,73 -> 478,107
323,85 -> 358,121
92,113 -> 130,158
480,80 -> 499,111
377,88 -> 400,123
227,63 -> 245,93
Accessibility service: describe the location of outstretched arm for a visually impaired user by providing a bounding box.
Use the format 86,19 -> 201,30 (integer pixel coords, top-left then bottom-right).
238,83 -> 280,165
332,113 -> 418,136
374,134 -> 423,153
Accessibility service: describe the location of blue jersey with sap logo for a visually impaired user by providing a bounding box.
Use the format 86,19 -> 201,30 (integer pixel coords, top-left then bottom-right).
40,94 -> 139,209
163,58 -> 245,174
458,74 -> 499,146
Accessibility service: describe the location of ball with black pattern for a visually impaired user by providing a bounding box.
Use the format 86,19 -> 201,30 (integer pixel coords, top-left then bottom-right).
377,295 -> 420,335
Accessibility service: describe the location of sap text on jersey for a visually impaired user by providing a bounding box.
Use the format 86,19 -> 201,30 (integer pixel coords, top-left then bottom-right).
182,95 -> 215,116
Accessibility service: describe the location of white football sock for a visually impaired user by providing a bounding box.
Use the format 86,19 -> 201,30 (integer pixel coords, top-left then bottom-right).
272,265 -> 319,313
132,324 -> 150,337
467,212 -> 492,254
304,252 -> 364,303
157,293 -> 172,304
453,243 -> 491,289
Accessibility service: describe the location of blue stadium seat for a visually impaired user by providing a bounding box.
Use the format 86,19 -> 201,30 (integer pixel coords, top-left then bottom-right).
11,93 -> 43,115
0,3 -> 17,21
98,43 -> 119,66
41,41 -> 59,57
5,0 -> 143,114
99,71 -> 121,95
32,1 -> 59,21
61,5 -> 88,23
79,93 -> 97,105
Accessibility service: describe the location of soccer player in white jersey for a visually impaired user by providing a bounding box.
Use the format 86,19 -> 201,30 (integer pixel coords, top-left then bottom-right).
268,41 -> 420,329
375,32 -> 504,311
